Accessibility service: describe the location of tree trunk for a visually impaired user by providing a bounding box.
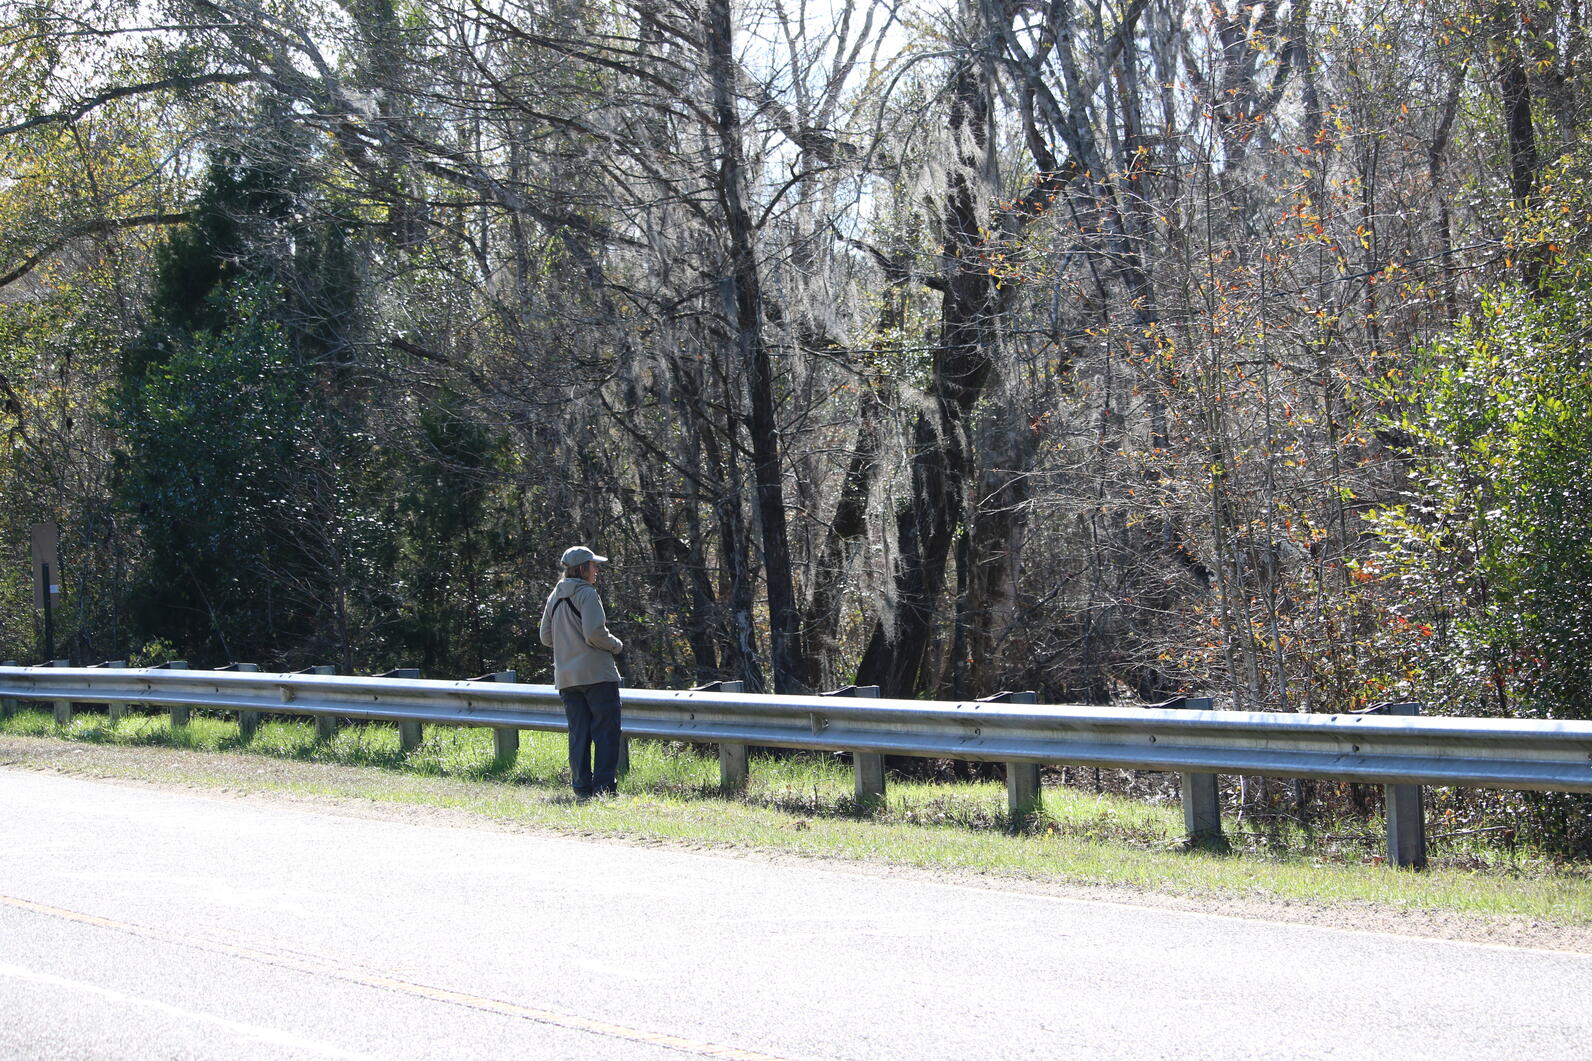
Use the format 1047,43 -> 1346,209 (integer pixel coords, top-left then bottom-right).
683,346 -> 764,691
958,399 -> 1036,698
705,0 -> 805,692
801,374 -> 891,687
857,64 -> 1000,697
1492,3 -> 1539,207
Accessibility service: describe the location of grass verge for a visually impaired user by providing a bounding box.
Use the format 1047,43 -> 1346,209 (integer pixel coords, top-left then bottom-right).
3,706 -> 1591,931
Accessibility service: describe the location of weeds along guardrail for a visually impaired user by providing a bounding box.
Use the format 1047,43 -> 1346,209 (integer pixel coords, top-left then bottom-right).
4,663 -> 1592,870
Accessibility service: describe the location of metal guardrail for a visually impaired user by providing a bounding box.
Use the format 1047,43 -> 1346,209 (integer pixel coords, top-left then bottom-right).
4,664 -> 1592,868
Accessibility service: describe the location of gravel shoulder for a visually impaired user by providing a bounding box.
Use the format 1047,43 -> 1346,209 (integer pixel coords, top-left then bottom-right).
5,732 -> 1590,955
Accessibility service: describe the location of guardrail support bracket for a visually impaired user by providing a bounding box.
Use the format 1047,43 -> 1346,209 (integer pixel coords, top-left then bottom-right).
218,663 -> 260,738
696,681 -> 748,793
50,659 -> 71,724
99,661 -> 130,721
1169,697 -> 1224,847
492,726 -> 518,761
304,666 -> 336,740
980,692 -> 1044,824
1007,762 -> 1041,821
1380,702 -> 1428,869
0,662 -> 15,718
828,685 -> 884,809
153,661 -> 190,726
487,671 -> 518,764
382,669 -> 424,753
1181,771 -> 1222,845
854,751 -> 885,808
719,742 -> 749,792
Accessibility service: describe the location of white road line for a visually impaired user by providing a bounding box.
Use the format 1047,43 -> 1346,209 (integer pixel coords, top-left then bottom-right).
0,960 -> 380,1061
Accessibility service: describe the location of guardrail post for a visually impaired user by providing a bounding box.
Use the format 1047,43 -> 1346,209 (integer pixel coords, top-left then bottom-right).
1,662 -> 15,719
981,691 -> 1041,822
91,661 -> 128,722
483,671 -> 518,763
1378,701 -> 1428,870
50,659 -> 71,724
380,669 -> 423,751
693,681 -> 748,792
304,665 -> 337,740
219,663 -> 260,738
156,661 -> 191,726
617,698 -> 632,777
828,685 -> 884,808
1170,696 -> 1223,845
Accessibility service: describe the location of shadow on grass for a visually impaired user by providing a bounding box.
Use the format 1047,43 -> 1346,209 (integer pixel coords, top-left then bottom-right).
114,724 -> 207,751
474,755 -> 532,781
749,784 -> 1043,830
1175,833 -> 1234,856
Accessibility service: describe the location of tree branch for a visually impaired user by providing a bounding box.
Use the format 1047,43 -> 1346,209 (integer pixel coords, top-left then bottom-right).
0,73 -> 258,139
0,212 -> 190,289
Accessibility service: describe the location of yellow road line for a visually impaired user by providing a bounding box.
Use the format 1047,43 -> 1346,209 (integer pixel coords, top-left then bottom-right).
0,893 -> 804,1061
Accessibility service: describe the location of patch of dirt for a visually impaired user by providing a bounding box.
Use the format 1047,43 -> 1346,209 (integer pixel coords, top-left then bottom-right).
5,732 -> 1591,955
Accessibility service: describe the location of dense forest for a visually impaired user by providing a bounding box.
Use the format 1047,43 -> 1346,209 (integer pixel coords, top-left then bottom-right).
4,1 -> 1591,844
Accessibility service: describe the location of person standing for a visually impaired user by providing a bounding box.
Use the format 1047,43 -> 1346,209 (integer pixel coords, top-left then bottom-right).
539,545 -> 624,799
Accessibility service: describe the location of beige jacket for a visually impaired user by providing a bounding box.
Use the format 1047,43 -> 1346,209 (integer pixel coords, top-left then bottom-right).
539,578 -> 623,689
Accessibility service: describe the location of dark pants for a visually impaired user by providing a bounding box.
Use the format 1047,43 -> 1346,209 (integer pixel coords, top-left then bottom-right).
559,680 -> 622,796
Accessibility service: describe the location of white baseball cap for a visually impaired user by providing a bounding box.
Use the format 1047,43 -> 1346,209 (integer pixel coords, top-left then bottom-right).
560,545 -> 608,567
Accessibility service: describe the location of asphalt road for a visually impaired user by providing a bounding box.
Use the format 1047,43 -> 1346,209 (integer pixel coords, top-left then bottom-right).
2,769 -> 1588,1060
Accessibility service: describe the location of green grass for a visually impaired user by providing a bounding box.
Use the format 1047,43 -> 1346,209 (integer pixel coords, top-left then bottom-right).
4,705 -> 1591,927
